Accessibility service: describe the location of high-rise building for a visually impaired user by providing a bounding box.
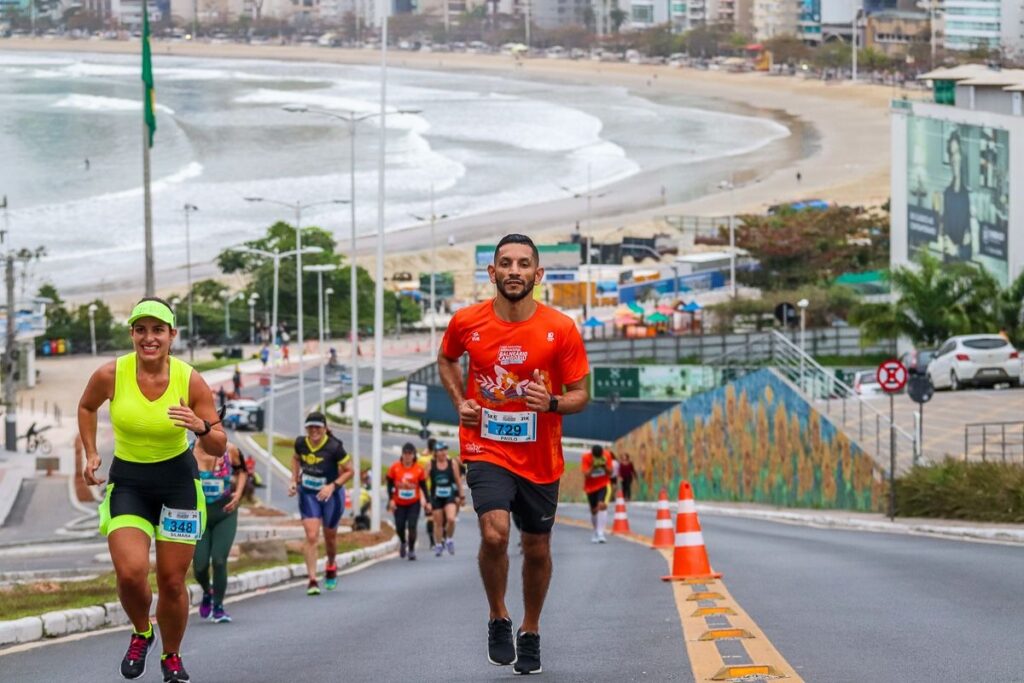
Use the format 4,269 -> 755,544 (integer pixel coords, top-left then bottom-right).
941,0 -> 1024,57
753,0 -> 800,39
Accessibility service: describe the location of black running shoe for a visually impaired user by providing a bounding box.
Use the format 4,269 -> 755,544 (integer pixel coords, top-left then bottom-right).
487,617 -> 516,666
513,630 -> 542,675
160,652 -> 190,682
120,631 -> 153,679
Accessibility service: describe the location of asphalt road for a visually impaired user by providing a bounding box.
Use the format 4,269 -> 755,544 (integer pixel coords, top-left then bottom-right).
559,504 -> 1024,682
0,514 -> 692,682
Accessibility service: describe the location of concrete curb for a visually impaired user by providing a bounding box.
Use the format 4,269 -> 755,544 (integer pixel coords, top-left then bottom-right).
627,501 -> 1024,544
0,537 -> 398,648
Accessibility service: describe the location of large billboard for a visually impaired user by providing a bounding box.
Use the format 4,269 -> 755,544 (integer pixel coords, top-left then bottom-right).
906,116 -> 1010,284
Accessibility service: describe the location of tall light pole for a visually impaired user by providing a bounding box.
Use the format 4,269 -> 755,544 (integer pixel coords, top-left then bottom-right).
305,264 -> 337,412
222,290 -> 233,344
248,293 -> 260,345
324,286 -> 334,341
371,3 -> 390,533
410,183 -> 457,353
559,164 -> 609,318
718,177 -> 737,299
245,197 -> 348,426
851,7 -> 862,81
88,303 -> 98,357
229,243 -> 323,505
183,204 -> 198,362
798,298 -> 809,389
281,104 -> 419,530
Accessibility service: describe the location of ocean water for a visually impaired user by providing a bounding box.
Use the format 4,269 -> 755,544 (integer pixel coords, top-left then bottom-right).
0,50 -> 790,292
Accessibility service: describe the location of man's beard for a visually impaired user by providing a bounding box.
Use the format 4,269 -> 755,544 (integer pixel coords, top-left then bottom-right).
496,276 -> 535,303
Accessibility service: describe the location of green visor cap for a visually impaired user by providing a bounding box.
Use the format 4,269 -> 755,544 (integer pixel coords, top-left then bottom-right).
127,300 -> 176,328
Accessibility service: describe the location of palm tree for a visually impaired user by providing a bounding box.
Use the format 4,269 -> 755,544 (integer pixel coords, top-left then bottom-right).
851,253 -> 999,346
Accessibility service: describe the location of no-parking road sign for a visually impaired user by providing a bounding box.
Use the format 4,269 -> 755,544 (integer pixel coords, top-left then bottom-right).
876,359 -> 908,393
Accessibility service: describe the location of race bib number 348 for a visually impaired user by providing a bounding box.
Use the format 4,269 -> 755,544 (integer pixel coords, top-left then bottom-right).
481,409 -> 537,443
159,506 -> 201,541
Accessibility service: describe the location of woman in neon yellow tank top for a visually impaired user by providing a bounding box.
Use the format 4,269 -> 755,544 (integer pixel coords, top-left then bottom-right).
78,297 -> 225,683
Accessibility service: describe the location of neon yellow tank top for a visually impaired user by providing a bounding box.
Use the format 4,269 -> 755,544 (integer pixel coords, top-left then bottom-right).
110,352 -> 192,463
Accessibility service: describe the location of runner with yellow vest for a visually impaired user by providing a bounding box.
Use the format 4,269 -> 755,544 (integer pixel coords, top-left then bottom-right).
79,297 -> 225,683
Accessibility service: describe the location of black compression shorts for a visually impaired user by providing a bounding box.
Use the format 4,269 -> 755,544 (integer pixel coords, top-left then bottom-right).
466,461 -> 559,535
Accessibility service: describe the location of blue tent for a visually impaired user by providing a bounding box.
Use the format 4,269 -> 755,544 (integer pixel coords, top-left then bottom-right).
583,316 -> 605,328
681,301 -> 702,313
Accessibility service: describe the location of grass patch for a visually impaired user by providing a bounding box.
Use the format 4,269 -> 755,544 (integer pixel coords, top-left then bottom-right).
0,529 -> 395,621
192,357 -> 243,373
382,396 -> 408,420
895,459 -> 1024,522
253,434 -> 297,470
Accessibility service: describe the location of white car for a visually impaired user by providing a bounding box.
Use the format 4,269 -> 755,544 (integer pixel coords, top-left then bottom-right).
852,370 -> 885,397
927,334 -> 1022,390
223,399 -> 263,431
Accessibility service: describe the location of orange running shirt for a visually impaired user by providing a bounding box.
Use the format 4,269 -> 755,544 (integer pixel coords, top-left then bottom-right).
581,451 -> 612,494
387,461 -> 426,507
441,300 -> 589,484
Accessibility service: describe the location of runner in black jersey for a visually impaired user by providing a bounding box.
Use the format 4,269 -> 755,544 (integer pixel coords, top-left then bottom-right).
429,442 -> 464,556
288,412 -> 352,594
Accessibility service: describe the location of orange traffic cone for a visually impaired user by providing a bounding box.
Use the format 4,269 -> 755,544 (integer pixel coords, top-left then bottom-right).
651,488 -> 674,549
661,481 -> 721,582
611,489 -> 631,534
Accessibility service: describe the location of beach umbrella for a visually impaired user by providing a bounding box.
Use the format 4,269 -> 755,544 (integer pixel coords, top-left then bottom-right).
627,301 -> 645,316
614,313 -> 640,325
682,301 -> 702,313
656,304 -> 675,315
648,312 -> 670,323
583,316 -> 605,328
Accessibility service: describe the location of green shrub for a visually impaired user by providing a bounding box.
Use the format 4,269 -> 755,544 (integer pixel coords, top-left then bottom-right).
895,459 -> 1024,523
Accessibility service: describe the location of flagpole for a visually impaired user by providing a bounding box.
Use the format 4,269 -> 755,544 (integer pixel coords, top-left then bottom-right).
142,0 -> 155,296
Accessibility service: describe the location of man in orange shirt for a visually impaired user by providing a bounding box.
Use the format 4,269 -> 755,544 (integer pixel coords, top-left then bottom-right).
438,234 -> 590,676
582,445 -> 613,544
386,443 -> 431,561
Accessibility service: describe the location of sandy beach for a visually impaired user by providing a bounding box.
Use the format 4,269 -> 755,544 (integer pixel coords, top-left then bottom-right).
3,38 -> 905,306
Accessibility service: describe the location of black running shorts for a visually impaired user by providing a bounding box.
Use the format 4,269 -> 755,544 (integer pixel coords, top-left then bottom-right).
465,461 -> 559,535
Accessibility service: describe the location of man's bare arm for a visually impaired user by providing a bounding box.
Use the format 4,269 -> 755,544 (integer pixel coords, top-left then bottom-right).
437,351 -> 465,407
555,376 -> 589,415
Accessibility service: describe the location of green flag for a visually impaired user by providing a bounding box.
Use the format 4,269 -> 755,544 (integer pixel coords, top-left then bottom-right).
142,0 -> 156,148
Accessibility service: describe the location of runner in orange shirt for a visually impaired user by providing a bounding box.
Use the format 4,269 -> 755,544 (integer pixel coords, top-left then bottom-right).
386,443 -> 431,561
581,445 -> 613,544
438,233 -> 590,675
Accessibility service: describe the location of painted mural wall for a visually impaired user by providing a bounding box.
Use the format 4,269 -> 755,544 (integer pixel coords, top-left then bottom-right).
607,369 -> 886,512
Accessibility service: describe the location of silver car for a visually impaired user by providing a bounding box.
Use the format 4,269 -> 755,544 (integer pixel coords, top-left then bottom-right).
927,335 -> 1022,390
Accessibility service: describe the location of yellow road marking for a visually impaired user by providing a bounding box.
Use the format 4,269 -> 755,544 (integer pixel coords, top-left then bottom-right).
557,515 -> 804,682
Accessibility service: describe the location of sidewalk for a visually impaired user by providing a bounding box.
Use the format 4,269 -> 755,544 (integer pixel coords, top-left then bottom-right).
630,500 -> 1024,545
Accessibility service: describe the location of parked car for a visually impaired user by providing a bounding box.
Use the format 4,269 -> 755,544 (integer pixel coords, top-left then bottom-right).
899,348 -> 935,376
927,334 -> 1022,390
223,399 -> 263,431
852,370 -> 885,396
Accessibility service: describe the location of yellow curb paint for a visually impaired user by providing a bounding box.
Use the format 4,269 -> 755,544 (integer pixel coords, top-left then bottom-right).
687,591 -> 725,601
555,515 -> 802,683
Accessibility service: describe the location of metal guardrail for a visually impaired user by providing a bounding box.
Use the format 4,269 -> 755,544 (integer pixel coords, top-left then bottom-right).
964,421 -> 1024,464
714,330 -> 918,474
583,326 -> 895,365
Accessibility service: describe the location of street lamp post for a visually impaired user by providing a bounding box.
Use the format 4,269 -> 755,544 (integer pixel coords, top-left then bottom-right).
559,164 -> 609,318
798,298 -> 809,390
222,291 -> 232,344
305,264 -> 337,412
88,303 -> 98,357
248,293 -> 260,346
229,243 -> 324,505
245,197 -> 348,426
183,204 -> 198,362
410,183 -> 457,353
324,287 -> 334,341
281,104 -> 420,530
718,178 -> 737,299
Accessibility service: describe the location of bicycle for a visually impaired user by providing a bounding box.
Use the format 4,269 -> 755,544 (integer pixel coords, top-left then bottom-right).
21,423 -> 53,455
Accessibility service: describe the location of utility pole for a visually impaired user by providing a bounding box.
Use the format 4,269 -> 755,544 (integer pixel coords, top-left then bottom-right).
5,251 -> 16,452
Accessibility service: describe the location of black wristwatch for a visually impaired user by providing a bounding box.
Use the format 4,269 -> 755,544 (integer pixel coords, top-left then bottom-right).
548,396 -> 559,414
193,420 -> 213,437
